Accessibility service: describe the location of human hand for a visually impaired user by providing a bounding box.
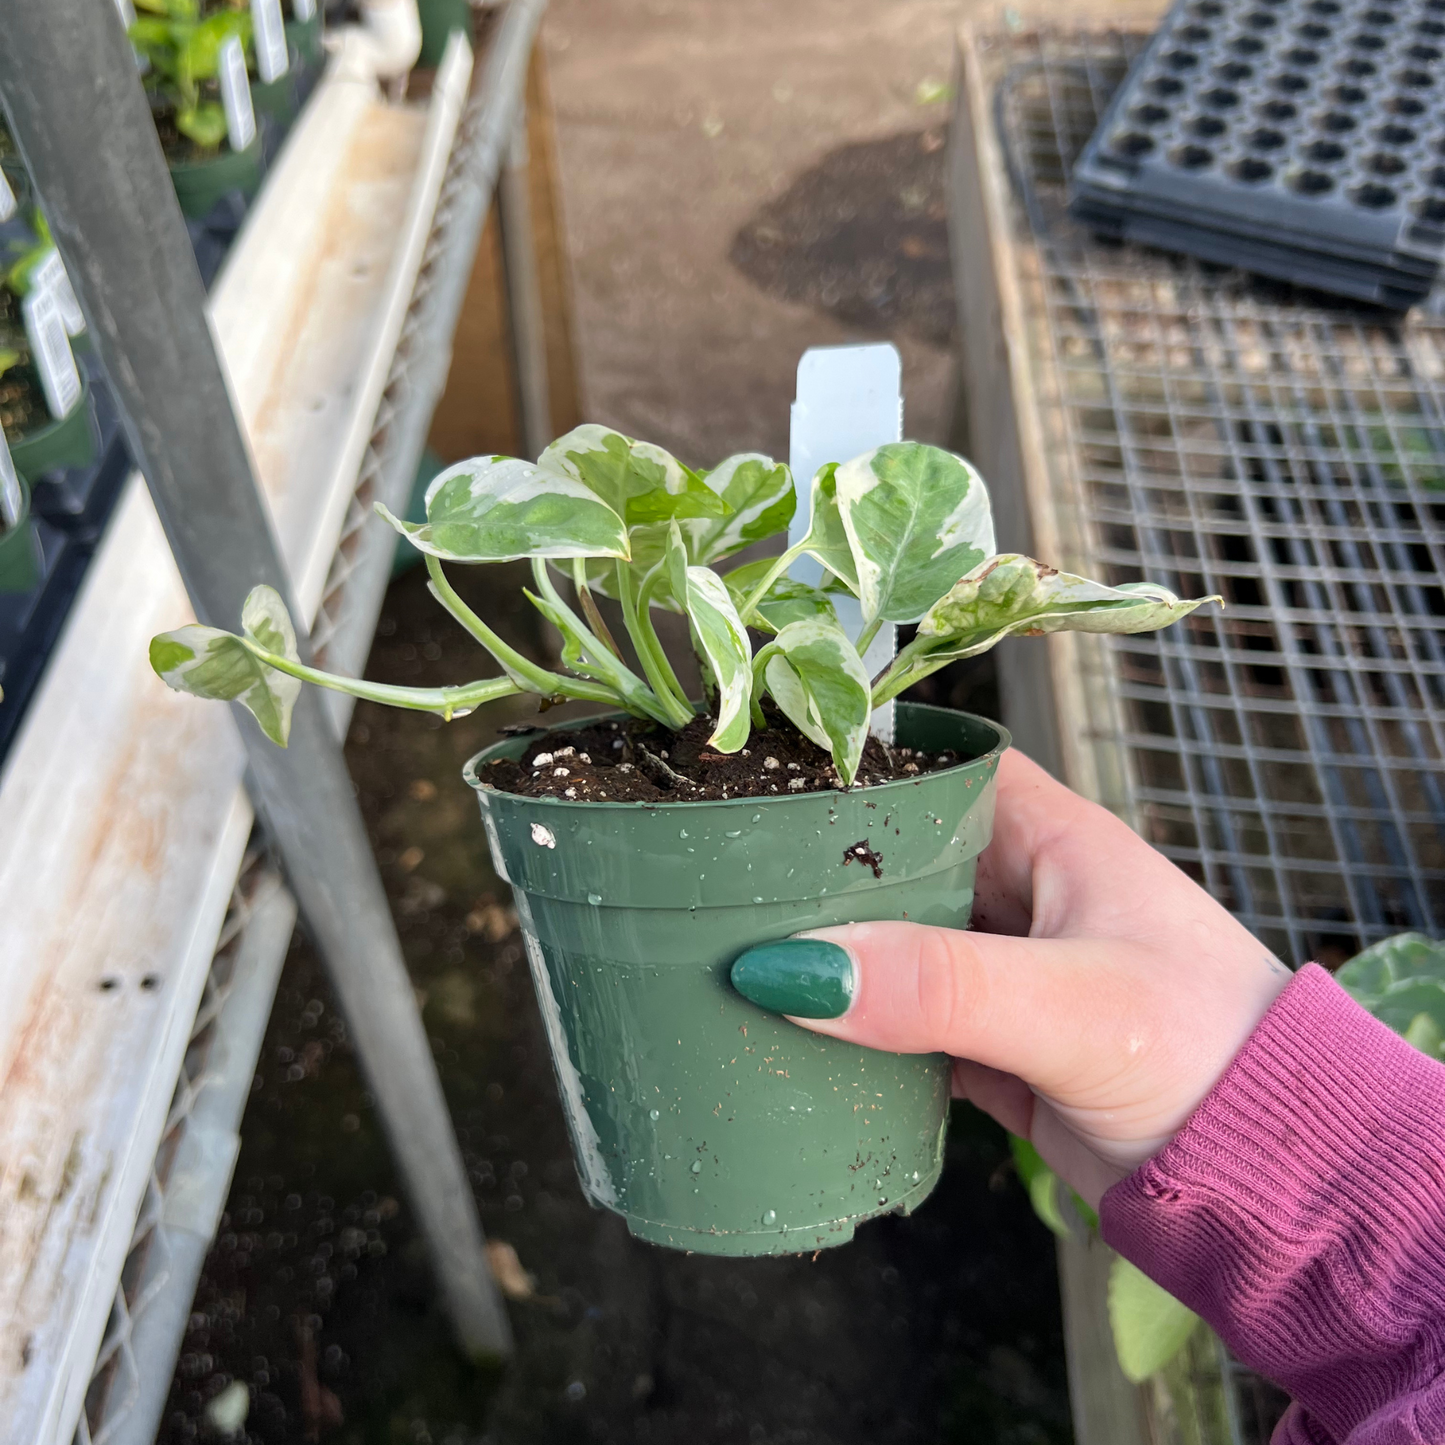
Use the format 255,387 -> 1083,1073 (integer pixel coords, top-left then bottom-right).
731,749 -> 1292,1208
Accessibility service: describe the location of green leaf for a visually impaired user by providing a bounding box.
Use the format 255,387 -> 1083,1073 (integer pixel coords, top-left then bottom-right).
376,455 -> 630,564
913,555 -> 1220,665
0,349 -> 19,381
1108,1256 -> 1200,1384
681,452 -> 795,564
180,9 -> 251,82
1008,1135 -> 1099,1238
149,584 -> 301,746
540,425 -> 729,529
1010,1136 -> 1069,1240
1337,933 -> 1445,1061
722,558 -> 839,635
761,617 -> 871,784
796,463 -> 859,594
833,442 -> 994,625
177,101 -> 228,150
665,525 -> 752,751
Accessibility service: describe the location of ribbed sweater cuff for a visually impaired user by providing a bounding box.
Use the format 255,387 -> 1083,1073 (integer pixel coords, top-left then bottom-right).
1101,964 -> 1445,1444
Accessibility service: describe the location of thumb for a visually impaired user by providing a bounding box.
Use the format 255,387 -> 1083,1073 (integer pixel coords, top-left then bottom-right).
730,920 -> 1151,1101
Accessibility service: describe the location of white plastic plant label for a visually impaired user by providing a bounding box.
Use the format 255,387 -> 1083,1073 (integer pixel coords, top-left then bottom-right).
0,170 -> 15,225
219,36 -> 257,154
23,288 -> 82,420
31,250 -> 85,337
0,429 -> 21,533
252,0 -> 290,83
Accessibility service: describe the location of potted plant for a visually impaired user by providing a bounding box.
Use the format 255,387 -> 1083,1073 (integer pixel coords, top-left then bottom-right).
149,428 -> 1214,1255
0,273 -> 97,486
129,0 -> 264,221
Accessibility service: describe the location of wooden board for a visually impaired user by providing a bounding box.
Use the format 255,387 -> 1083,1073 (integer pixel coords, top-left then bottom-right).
0,43 -> 472,1444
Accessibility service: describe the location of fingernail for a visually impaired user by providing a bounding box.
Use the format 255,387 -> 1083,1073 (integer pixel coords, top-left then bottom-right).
730,938 -> 855,1019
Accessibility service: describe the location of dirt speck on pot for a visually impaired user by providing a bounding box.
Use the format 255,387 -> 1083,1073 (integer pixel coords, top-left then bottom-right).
843,839 -> 885,878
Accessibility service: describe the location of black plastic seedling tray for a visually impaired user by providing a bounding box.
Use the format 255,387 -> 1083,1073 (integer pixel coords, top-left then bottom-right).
1072,0 -> 1445,305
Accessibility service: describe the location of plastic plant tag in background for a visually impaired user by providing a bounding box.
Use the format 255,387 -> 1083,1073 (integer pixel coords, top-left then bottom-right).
252,0 -> 290,84
23,287 -> 81,420
789,344 -> 903,744
0,172 -> 15,225
30,250 -> 85,338
0,430 -> 21,532
293,0 -> 316,20
219,36 -> 257,154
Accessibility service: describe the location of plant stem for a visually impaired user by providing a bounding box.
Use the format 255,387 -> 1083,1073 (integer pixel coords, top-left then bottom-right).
616,561 -> 694,728
240,640 -> 521,718
528,559 -> 677,724
736,541 -> 807,627
749,641 -> 783,728
636,564 -> 696,716
854,615 -> 883,655
425,555 -> 615,706
572,559 -> 624,661
869,635 -> 946,709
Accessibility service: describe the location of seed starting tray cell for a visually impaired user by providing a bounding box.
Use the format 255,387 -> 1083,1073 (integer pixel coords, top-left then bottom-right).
1074,0 -> 1445,266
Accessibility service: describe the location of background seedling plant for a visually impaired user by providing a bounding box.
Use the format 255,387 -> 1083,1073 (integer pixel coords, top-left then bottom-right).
151,427 -> 1216,784
129,0 -> 253,151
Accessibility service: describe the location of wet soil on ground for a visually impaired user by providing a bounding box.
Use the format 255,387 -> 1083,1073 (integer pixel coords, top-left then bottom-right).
156,565 -> 1062,1445
483,712 -> 962,802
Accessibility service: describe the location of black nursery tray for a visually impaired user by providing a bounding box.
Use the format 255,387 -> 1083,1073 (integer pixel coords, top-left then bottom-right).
1072,0 -> 1445,299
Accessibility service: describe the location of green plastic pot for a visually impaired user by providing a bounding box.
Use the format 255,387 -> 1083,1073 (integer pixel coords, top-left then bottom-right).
0,475 -> 40,593
7,376 -> 97,483
417,0 -> 473,67
168,135 -> 264,221
250,71 -> 299,126
466,701 -> 1007,1255
286,12 -> 325,67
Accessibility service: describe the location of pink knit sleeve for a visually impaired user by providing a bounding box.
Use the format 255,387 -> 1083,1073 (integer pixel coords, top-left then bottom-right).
1100,963 -> 1445,1445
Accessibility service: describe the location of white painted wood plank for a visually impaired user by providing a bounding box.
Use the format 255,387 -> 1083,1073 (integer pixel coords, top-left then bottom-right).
0,43 -> 472,1443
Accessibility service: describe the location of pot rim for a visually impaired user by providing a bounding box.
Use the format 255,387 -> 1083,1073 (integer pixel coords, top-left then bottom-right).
462,700 -> 1010,814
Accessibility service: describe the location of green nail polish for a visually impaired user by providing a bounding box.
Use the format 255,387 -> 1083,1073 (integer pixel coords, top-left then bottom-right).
730,938 -> 855,1019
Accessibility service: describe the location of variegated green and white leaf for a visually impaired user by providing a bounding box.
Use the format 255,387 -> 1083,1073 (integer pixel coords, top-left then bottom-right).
834,442 -> 994,624
377,455 -> 629,563
541,424 -> 729,528
1108,1256 -> 1199,1384
722,557 -> 839,635
917,555 -> 1219,658
666,524 -> 753,750
796,463 -> 859,594
761,617 -> 871,785
149,584 -> 302,747
681,452 -> 795,564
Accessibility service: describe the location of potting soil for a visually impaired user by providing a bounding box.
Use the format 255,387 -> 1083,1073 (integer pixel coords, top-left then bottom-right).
481,712 -> 963,803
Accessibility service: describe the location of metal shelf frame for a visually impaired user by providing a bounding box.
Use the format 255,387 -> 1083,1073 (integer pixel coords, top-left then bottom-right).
0,2 -> 553,1440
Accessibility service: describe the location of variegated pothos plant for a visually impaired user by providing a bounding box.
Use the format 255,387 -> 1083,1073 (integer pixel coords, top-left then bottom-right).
150,427 -> 1218,785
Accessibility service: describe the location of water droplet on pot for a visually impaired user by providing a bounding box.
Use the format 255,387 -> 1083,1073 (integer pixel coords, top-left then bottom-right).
690,1160 -> 701,1174
752,896 -> 763,904
587,892 -> 602,906
649,1109 -> 660,1120
762,1209 -> 777,1225
752,813 -> 762,823
679,829 -> 688,838
724,830 -> 742,839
